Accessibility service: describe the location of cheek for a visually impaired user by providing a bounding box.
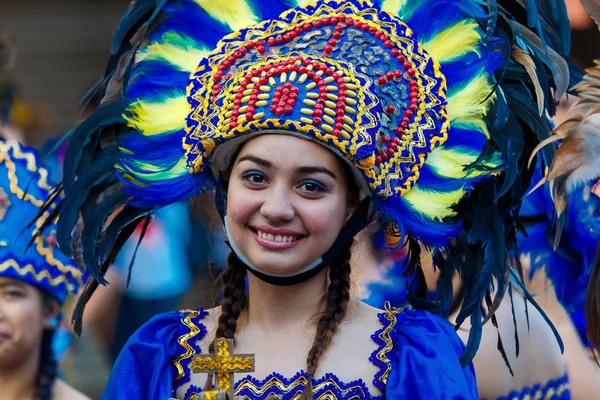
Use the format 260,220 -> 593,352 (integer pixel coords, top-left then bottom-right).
298,196 -> 348,238
226,182 -> 261,225
1,300 -> 43,346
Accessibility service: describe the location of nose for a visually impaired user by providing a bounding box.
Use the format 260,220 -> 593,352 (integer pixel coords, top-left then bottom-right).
260,182 -> 295,222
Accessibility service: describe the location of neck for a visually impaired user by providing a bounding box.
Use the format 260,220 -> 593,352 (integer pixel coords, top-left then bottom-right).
245,267 -> 329,331
0,346 -> 40,400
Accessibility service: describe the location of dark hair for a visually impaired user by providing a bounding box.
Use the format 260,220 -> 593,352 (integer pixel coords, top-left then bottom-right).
37,293 -> 58,400
585,244 -> 600,364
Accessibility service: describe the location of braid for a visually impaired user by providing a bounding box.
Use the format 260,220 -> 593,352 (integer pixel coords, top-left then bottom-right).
36,329 -> 57,400
203,252 -> 248,391
300,240 -> 353,400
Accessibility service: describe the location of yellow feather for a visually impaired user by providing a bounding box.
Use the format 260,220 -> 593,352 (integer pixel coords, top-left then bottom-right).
294,0 -> 318,7
125,95 -> 189,136
447,74 -> 494,137
422,21 -> 481,63
425,147 -> 501,179
381,0 -> 407,16
194,0 -> 258,31
137,33 -> 208,73
135,158 -> 189,179
403,186 -> 466,220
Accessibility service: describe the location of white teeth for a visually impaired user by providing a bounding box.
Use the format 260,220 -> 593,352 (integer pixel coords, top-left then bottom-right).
256,230 -> 299,243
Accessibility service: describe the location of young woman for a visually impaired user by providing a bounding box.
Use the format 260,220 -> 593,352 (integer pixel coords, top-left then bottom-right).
0,140 -> 89,400
40,0 -> 571,398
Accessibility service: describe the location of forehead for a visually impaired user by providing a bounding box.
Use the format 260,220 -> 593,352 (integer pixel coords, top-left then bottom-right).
0,276 -> 30,289
237,134 -> 343,171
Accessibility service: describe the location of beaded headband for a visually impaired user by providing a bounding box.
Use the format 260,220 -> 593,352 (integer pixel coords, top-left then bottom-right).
183,1 -> 448,198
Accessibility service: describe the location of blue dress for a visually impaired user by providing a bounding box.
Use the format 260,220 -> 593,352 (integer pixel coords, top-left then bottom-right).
103,305 -> 477,399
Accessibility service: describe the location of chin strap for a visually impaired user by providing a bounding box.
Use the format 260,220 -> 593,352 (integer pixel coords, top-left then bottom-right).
215,180 -> 370,286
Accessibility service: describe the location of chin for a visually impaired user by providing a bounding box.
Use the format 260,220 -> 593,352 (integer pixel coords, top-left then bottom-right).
248,253 -> 313,277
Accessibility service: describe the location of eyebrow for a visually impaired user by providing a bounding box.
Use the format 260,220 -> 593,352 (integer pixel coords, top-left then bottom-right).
0,280 -> 26,289
238,154 -> 337,180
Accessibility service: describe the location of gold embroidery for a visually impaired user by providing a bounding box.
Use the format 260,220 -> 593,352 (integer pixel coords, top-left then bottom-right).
234,375 -> 369,400
174,310 -> 204,383
191,338 -> 255,392
0,259 -> 74,289
375,301 -> 403,387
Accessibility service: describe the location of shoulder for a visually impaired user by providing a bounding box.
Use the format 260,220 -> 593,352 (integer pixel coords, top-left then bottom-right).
460,290 -> 567,399
384,305 -> 478,399
51,379 -> 91,400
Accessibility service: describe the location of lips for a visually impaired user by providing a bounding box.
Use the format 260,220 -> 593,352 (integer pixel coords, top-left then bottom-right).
250,225 -> 305,250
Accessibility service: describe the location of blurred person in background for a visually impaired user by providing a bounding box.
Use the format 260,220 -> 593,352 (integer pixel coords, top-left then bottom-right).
0,140 -> 89,400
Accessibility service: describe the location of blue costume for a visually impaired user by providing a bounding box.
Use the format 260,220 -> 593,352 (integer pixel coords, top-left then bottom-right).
33,0 -> 574,398
105,306 -> 476,399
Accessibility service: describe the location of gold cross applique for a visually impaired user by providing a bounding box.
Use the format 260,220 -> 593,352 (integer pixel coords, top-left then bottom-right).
191,338 -> 255,400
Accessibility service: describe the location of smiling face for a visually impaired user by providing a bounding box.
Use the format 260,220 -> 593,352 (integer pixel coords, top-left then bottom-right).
0,277 -> 56,370
226,134 -> 357,277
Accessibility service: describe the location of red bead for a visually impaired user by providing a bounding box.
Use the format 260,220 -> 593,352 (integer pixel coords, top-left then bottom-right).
410,80 -> 417,86
400,121 -> 408,129
396,55 -> 405,63
312,109 -> 322,117
353,20 -> 361,28
335,24 -> 344,32
391,48 -> 399,56
381,134 -> 390,143
276,107 -> 285,115
285,105 -> 293,114
284,82 -> 292,88
247,41 -> 255,49
384,40 -> 393,48
361,23 -> 369,31
326,68 -> 333,75
401,116 -> 409,123
286,98 -> 295,106
378,76 -> 387,84
332,129 -> 341,137
407,68 -> 415,76
292,86 -> 299,93
307,71 -> 315,78
346,17 -> 354,25
374,30 -> 382,38
392,137 -> 400,144
256,40 -> 264,46
299,66 -> 307,74
368,27 -> 377,35
381,152 -> 388,161
259,77 -> 267,84
319,87 -> 327,94
270,106 -> 277,113
247,106 -> 255,113
336,109 -> 345,116
223,60 -> 231,68
395,127 -> 404,135
331,16 -> 339,24
250,94 -> 258,101
324,45 -> 333,53
403,62 -> 411,69
338,96 -> 346,104
386,104 -> 396,113
336,116 -> 344,123
394,70 -> 402,79
257,46 -> 265,53
410,104 -> 418,111
315,103 -> 324,110
389,142 -> 398,150
339,14 -> 346,22
333,31 -> 341,39
236,93 -> 244,100
328,39 -> 337,46
289,30 -> 298,39
334,122 -> 343,130
234,99 -> 241,106
405,109 -> 413,117
313,117 -> 322,124
246,112 -> 253,120
386,71 -> 394,80
375,156 -> 382,164
303,23 -> 312,31
283,33 -> 291,42
323,17 -> 331,25
387,148 -> 395,156
314,20 -> 323,28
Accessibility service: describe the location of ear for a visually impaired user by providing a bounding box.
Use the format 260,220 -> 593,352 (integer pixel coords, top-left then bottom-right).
41,298 -> 60,330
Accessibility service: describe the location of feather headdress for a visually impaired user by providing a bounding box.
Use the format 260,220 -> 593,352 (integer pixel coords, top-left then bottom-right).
36,0 -> 572,363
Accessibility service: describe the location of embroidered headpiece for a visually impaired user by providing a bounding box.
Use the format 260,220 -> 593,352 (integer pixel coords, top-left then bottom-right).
0,141 -> 81,303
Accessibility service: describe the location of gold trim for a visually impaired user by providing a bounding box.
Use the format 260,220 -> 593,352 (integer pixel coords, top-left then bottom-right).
374,301 -> 403,387
0,259 -> 75,289
174,310 -> 205,383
